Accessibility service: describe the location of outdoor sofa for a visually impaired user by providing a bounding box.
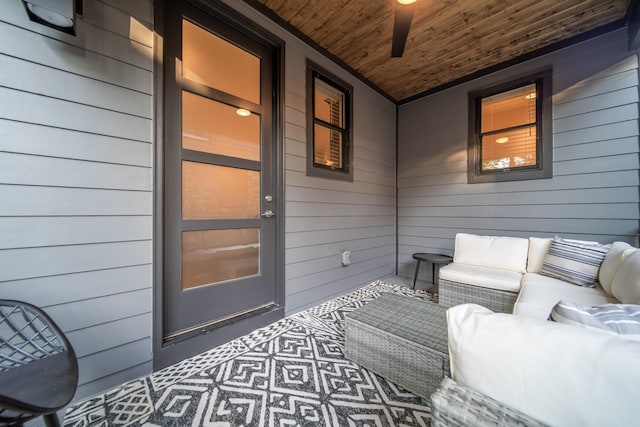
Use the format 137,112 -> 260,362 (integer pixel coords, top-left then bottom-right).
431,233 -> 640,426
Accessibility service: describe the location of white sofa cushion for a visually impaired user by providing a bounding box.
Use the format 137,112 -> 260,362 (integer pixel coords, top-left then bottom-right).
513,273 -> 615,320
439,263 -> 522,292
599,241 -> 635,295
526,237 -> 552,273
549,301 -> 640,341
539,236 -> 609,288
610,249 -> 640,304
453,233 -> 529,273
447,303 -> 640,427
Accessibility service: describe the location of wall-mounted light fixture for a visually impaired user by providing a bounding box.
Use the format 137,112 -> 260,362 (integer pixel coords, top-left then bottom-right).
23,0 -> 79,36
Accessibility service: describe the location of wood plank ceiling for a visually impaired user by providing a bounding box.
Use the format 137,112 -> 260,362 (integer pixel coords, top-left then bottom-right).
248,0 -> 630,102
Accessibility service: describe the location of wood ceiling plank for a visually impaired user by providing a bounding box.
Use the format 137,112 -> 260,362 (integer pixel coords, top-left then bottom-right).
287,1 -> 328,31
268,0 -> 312,23
260,0 -> 291,14
384,9 -> 623,97
366,0 -> 627,98
251,0 -> 629,100
345,0 -> 556,77
313,1 -> 390,52
422,0 -> 628,76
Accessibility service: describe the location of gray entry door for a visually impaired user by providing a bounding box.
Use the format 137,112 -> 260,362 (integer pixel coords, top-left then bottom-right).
162,1 -> 280,345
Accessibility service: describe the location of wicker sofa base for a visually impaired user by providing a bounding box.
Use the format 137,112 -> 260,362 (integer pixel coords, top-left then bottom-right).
431,378 -> 547,427
438,278 -> 518,313
345,293 -> 449,400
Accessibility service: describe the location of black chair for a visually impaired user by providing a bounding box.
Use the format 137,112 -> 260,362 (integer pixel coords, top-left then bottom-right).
0,300 -> 78,427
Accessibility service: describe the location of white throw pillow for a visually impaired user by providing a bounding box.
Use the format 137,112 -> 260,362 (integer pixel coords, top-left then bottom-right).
610,249 -> 640,305
447,303 -> 640,427
599,241 -> 635,296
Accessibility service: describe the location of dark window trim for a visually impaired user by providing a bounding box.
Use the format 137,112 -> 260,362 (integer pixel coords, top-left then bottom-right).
306,60 -> 354,182
467,69 -> 553,184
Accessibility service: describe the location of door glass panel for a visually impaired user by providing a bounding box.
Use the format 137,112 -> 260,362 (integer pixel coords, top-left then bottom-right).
182,228 -> 259,289
182,19 -> 260,104
182,161 -> 259,219
182,91 -> 260,161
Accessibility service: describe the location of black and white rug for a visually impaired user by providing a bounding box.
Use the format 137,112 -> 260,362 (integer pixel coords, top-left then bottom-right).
64,281 -> 436,426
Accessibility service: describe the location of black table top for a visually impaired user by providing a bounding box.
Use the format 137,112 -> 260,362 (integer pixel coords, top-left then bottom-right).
412,253 -> 452,263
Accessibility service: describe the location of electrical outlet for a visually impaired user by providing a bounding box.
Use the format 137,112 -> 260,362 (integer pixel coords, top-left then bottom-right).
341,251 -> 351,266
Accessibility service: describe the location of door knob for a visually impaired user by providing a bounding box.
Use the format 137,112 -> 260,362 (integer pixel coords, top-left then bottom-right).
261,210 -> 275,218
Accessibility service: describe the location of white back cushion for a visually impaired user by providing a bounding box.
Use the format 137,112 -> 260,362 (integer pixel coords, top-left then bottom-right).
453,233 -> 529,273
610,249 -> 640,304
526,237 -> 552,273
599,241 -> 635,295
447,304 -> 640,427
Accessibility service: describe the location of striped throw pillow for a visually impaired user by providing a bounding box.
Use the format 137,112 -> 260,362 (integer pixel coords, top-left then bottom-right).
539,236 -> 610,287
549,301 -> 640,341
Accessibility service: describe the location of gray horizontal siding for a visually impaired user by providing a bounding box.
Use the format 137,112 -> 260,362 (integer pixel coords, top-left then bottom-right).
0,185 -> 152,215
0,153 -> 151,190
0,0 -> 153,401
224,0 -> 398,314
0,217 -> 152,249
0,265 -> 152,306
0,18 -> 151,94
398,28 -> 640,281
282,72 -> 396,313
0,120 -> 152,167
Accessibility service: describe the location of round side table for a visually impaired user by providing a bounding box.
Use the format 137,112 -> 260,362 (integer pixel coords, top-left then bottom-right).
412,253 -> 453,289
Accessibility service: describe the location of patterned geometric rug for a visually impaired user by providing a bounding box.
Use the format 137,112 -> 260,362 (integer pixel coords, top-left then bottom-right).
64,281 -> 437,426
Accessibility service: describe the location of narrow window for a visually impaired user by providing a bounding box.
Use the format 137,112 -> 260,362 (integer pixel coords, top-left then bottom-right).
468,70 -> 552,183
306,61 -> 353,181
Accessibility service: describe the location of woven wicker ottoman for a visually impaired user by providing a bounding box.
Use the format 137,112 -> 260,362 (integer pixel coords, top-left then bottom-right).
344,293 -> 449,400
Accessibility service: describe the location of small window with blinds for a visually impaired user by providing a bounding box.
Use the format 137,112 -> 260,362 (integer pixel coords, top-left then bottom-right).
468,70 -> 552,183
306,61 -> 353,181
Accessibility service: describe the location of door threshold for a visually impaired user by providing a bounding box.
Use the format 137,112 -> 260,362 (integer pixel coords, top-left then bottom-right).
163,302 -> 279,345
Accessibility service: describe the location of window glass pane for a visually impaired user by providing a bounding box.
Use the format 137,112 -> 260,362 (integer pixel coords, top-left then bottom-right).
182,91 -> 260,161
182,161 -> 260,219
481,83 -> 536,133
481,126 -> 537,171
182,228 -> 259,289
314,124 -> 343,168
314,77 -> 344,128
182,19 -> 260,104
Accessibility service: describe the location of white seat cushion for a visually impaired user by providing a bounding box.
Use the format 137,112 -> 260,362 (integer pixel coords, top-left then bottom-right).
439,263 -> 522,292
453,233 -> 529,273
447,304 -> 640,427
514,273 -> 615,320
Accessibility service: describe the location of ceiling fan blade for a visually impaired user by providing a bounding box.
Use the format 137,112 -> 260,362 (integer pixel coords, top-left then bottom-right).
391,3 -> 416,57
